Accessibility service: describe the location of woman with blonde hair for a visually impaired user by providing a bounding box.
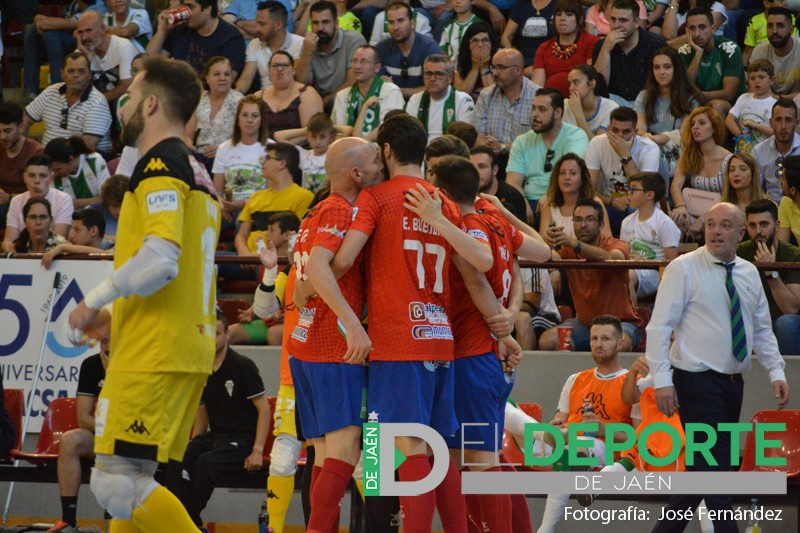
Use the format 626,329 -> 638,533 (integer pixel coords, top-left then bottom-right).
721,153 -> 769,214
669,106 -> 732,230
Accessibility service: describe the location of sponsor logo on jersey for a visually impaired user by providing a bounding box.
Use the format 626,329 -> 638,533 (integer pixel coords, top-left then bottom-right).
291,326 -> 309,342
126,419 -> 151,435
467,228 -> 488,241
318,224 -> 345,239
143,157 -> 170,173
352,207 -> 359,221
409,302 -> 425,321
146,189 -> 178,213
297,307 -> 316,328
412,325 -> 453,340
422,303 -> 448,325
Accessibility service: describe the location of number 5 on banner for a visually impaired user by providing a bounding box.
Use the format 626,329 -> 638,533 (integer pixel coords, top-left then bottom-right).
0,274 -> 32,356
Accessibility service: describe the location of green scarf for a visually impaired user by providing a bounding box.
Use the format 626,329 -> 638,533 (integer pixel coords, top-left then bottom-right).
346,76 -> 384,134
416,88 -> 457,134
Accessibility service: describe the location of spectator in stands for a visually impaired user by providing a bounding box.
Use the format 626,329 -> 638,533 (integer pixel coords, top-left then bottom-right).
475,48 -> 539,169
0,102 -> 43,226
147,0 -> 246,77
447,120 -> 478,148
376,2 -> 443,98
561,65 -> 619,140
634,46 -> 702,181
501,0 -> 555,71
725,60 -> 777,150
13,198 -> 68,253
506,88 -> 589,219
189,56 -> 245,162
76,11 -> 137,105
2,154 -> 73,253
22,0 -> 106,103
44,334 -> 109,533
669,106 -> 732,232
275,113 -> 339,194
721,153 -> 769,214
453,21 -> 497,102
438,0 -> 482,63
23,51 -> 113,154
662,0 -> 728,45
331,45 -> 405,141
295,0 -> 361,37
104,0 -> 153,53
738,198 -> 800,355
621,171 -> 681,305
370,5 -> 433,46
540,198 -> 643,351
223,0 -> 264,40
213,95 -> 271,226
753,98 -> 800,203
94,174 -> 128,247
44,136 -> 110,209
532,0 -> 599,98
777,155 -> 800,244
742,0 -> 797,66
172,313 -> 270,529
647,202 -> 789,533
585,106 -> 660,235
750,8 -> 800,98
537,315 -> 641,533
256,51 -> 324,137
592,0 -> 667,106
406,55 -> 475,142
540,152 -> 612,249
677,7 -> 744,117
236,143 -> 313,257
295,1 -> 367,107
42,208 -> 109,269
585,0 -> 648,37
235,1 -> 304,93
471,145 -> 527,222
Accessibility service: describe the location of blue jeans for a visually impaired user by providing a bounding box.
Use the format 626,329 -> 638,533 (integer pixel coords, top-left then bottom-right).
773,314 -> 800,355
23,26 -> 75,93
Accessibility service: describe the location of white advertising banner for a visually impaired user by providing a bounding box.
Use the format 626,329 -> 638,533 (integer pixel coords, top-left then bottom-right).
0,258 -> 113,431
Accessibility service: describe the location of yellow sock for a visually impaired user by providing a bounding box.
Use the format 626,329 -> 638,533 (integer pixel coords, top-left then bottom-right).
132,486 -> 198,533
110,519 -> 140,533
354,478 -> 365,499
267,474 -> 295,533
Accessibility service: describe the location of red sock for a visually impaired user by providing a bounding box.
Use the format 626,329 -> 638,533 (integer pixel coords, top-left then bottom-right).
432,457 -> 467,533
310,464 -> 322,503
477,467 -> 511,533
465,494 -> 484,532
398,454 -> 436,533
499,458 -> 532,533
308,458 -> 354,533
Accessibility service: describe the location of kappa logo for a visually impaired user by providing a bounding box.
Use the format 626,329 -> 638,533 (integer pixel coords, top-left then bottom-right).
126,419 -> 151,435
267,489 -> 279,499
143,157 -> 170,173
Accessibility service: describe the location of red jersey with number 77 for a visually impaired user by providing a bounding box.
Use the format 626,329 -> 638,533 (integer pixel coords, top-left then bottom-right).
286,193 -> 364,363
349,176 -> 463,361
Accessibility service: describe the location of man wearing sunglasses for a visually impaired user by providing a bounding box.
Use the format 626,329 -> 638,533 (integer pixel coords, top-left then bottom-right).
506,87 -> 589,223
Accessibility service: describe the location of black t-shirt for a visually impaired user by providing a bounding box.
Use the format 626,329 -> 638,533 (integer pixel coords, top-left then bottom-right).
77,354 -> 105,397
592,29 -> 667,103
495,181 -> 529,223
163,19 -> 246,76
202,348 -> 265,436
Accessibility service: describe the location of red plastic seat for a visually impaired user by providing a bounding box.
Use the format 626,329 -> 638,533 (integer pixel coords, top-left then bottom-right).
2,389 -> 24,458
740,410 -> 800,480
557,305 -> 574,321
261,396 -> 278,464
501,403 -> 543,471
11,397 -> 78,465
218,298 -> 250,325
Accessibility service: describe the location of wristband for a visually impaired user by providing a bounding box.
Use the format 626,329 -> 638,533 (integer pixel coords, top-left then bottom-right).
84,277 -> 121,310
261,265 -> 278,287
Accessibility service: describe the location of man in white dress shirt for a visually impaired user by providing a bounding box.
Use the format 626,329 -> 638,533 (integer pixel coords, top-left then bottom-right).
646,202 -> 790,533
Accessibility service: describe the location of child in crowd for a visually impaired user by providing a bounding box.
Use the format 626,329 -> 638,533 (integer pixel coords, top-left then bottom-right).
516,268 -> 562,350
620,172 -> 680,305
104,0 -> 153,53
725,60 -> 777,150
742,0 -> 798,65
439,0 -> 482,63
92,173 -> 128,247
274,113 -> 338,194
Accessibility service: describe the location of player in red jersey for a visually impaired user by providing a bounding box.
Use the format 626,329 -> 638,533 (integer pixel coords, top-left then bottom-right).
285,137 -> 383,533
323,115 -> 518,533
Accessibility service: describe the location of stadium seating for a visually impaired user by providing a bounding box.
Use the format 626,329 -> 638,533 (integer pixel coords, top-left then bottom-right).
11,397 -> 78,465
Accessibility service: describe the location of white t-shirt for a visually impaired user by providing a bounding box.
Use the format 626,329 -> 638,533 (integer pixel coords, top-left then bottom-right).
116,145 -> 139,177
369,9 -> 432,45
585,134 -> 660,197
244,32 -> 305,91
405,87 -> 476,142
620,208 -> 681,260
562,96 -> 619,135
89,35 -> 137,95
729,93 -> 777,145
331,80 -> 406,136
105,8 -> 153,53
297,147 -> 327,194
7,187 -> 74,231
212,140 -> 267,202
